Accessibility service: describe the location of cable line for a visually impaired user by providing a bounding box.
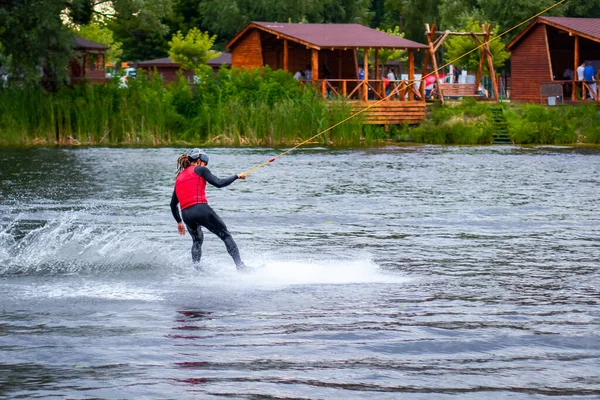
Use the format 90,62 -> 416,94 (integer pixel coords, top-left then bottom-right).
242,0 -> 568,176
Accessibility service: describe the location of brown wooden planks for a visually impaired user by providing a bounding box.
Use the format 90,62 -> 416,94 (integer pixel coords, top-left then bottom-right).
342,101 -> 426,125
510,24 -> 552,103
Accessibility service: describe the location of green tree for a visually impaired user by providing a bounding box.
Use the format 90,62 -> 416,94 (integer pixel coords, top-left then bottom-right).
443,18 -> 510,76
437,0 -> 483,29
368,26 -> 407,66
382,0 -> 440,43
0,0 -> 173,88
476,0 -> 562,36
0,0 -> 81,89
108,0 -> 173,61
195,0 -> 373,48
168,28 -> 220,74
76,21 -> 123,65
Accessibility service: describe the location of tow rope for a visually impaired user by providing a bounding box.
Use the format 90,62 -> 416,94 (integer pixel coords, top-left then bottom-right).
242,0 -> 567,177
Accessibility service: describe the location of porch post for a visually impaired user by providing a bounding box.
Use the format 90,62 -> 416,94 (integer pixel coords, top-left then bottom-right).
363,48 -> 369,101
408,49 -> 414,101
375,49 -> 380,98
311,49 -> 319,82
283,39 -> 288,71
573,36 -> 579,101
82,54 -> 87,78
484,24 -> 499,100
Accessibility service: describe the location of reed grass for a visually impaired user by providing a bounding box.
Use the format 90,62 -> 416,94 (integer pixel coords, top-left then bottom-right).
2,70 -> 600,147
0,67 -> 363,147
505,103 -> 600,144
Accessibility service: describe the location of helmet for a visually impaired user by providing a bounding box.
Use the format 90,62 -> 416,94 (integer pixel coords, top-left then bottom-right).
187,148 -> 209,165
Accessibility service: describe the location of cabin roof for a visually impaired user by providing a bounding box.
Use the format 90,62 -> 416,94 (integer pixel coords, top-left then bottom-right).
73,36 -> 109,51
508,17 -> 600,49
226,22 -> 429,50
133,53 -> 232,68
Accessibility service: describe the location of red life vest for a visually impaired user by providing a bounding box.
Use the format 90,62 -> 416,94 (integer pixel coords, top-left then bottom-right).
175,166 -> 207,210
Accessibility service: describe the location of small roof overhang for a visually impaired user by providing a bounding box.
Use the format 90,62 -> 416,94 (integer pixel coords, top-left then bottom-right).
73,36 -> 109,53
507,16 -> 600,50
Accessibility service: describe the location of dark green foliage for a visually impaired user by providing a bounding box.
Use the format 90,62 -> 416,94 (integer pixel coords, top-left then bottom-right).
506,103 -> 600,145
406,100 -> 497,145
402,100 -> 600,146
0,0 -> 77,88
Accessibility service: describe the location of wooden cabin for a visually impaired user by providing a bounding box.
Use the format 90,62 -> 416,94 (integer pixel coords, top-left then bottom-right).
133,53 -> 232,82
507,17 -> 600,103
69,36 -> 109,85
226,22 -> 430,125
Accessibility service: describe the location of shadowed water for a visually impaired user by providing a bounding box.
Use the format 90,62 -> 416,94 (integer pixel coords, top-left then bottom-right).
1,146 -> 599,399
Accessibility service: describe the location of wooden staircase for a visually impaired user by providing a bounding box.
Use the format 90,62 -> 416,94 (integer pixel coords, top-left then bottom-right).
491,106 -> 512,144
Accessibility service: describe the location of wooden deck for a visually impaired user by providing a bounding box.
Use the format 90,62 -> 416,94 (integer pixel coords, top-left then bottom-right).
347,101 -> 426,125
319,79 -> 426,125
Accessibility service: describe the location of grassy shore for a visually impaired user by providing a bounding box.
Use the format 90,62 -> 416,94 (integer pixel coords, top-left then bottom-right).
1,70 -> 600,147
0,68 -> 370,147
403,98 -> 600,145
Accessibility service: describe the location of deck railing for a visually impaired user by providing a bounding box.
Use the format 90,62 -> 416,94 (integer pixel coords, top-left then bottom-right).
553,80 -> 598,102
314,79 -> 424,102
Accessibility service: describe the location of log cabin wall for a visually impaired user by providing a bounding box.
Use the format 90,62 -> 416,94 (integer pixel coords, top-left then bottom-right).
339,50 -> 358,79
288,45 -> 312,74
510,24 -> 552,103
231,29 -> 263,69
246,30 -> 360,81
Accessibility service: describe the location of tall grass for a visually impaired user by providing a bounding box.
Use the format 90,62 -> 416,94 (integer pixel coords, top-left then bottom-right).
396,99 -> 600,145
406,99 -> 495,144
506,103 -> 600,144
2,71 -> 600,147
0,67 -> 363,147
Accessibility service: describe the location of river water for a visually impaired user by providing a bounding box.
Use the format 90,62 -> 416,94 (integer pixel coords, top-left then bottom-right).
1,146 -> 599,399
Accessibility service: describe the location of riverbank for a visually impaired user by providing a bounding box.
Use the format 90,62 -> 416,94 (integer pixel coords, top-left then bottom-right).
1,71 -> 600,147
402,99 -> 600,145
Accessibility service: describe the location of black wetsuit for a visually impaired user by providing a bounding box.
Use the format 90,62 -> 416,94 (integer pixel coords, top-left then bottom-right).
170,166 -> 245,269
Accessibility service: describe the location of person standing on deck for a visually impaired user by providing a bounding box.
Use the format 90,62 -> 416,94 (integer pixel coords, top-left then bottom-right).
577,61 -> 586,99
577,62 -> 586,81
583,61 -> 597,98
386,67 -> 396,98
170,149 -> 248,271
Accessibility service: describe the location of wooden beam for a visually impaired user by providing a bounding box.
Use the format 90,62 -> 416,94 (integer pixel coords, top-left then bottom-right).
433,31 -> 450,53
408,49 -> 414,102
475,42 -> 485,94
311,49 -> 319,82
433,31 -> 490,36
543,24 -> 553,81
426,24 -> 444,103
375,49 -> 379,80
483,24 -> 499,100
573,35 -> 579,101
353,49 -> 359,79
421,24 -> 434,100
338,49 -> 343,79
375,48 -> 380,95
363,48 -> 369,101
283,39 -> 288,71
471,33 -> 493,58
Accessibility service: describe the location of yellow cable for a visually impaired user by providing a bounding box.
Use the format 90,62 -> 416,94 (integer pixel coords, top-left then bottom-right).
242,0 -> 567,176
